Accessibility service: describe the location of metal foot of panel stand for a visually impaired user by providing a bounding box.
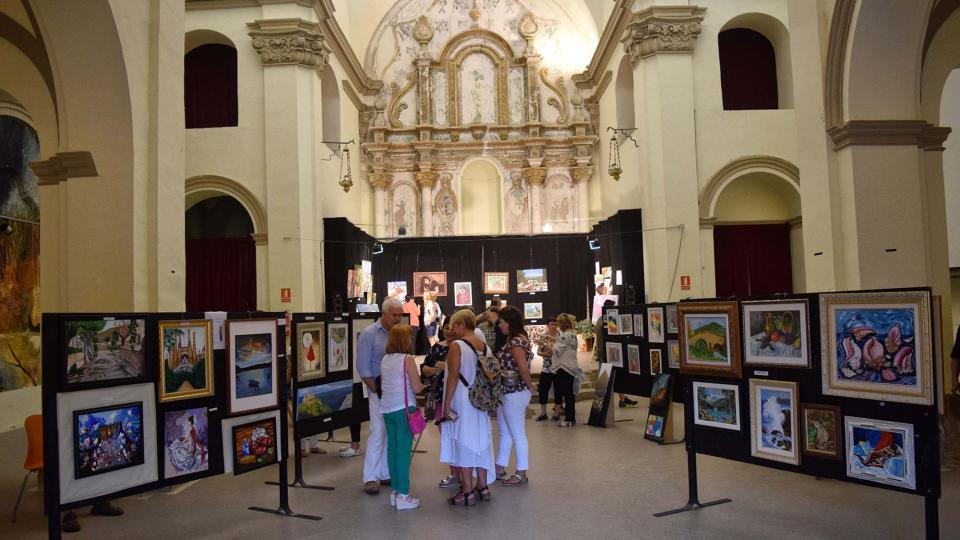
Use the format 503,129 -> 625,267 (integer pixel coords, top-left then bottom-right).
264,449 -> 335,491
924,494 -> 938,540
654,444 -> 731,517
248,505 -> 323,521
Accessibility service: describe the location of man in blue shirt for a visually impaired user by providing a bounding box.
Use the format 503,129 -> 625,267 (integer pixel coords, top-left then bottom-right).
357,296 -> 404,494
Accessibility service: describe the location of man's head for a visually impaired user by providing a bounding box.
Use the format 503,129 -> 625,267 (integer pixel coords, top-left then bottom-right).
381,297 -> 404,330
596,284 -> 607,295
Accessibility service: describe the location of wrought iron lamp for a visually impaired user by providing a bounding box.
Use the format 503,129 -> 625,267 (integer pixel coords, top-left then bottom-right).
607,132 -> 622,181
338,148 -> 353,193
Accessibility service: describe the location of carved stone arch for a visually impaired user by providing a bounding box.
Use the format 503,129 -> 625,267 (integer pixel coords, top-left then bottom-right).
436,29 -> 518,67
700,156 -> 800,220
185,175 -> 268,238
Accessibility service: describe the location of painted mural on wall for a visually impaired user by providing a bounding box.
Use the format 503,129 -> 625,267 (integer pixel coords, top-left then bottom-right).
433,173 -> 459,235
389,180 -> 419,236
460,53 -> 497,125
543,173 -> 575,232
0,115 -> 41,392
503,170 -> 530,233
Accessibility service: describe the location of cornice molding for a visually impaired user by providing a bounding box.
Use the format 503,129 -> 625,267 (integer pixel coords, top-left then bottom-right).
827,120 -> 952,150
247,18 -> 329,69
824,0 -> 856,130
622,6 -> 706,65
314,0 -> 383,96
187,0 -> 314,10
572,0 -> 633,90
30,152 -> 98,186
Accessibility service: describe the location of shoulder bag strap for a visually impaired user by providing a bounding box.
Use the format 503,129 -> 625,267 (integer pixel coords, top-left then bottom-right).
454,339 -> 478,386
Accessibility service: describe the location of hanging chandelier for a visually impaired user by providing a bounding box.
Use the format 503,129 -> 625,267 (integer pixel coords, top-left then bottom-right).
339,148 -> 353,192
607,132 -> 622,181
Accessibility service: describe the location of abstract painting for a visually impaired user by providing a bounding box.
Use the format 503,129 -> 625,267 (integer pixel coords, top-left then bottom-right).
645,415 -> 665,441
65,318 -> 146,386
296,379 -> 354,420
649,374 -> 674,412
413,272 -> 448,297
679,302 -> 742,379
606,308 -> 619,336
454,282 -> 473,306
633,314 -> 644,337
297,322 -> 325,382
647,307 -> 665,343
801,403 -> 842,460
524,302 -> 543,320
327,322 -> 349,373
517,268 -> 549,293
226,319 -> 278,415
649,349 -> 662,376
74,402 -> 145,478
820,291 -> 933,405
666,304 -> 679,334
668,340 -> 680,369
386,281 -> 408,299
163,407 -> 209,478
232,417 -> 277,475
159,320 -> 213,402
742,301 -> 810,368
605,342 -> 623,368
619,313 -> 634,336
693,381 -> 740,431
483,272 -> 509,295
749,379 -> 799,465
627,344 -> 641,375
845,416 -> 916,490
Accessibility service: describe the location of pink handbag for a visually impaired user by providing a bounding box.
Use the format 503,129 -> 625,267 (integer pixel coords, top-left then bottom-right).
403,358 -> 426,435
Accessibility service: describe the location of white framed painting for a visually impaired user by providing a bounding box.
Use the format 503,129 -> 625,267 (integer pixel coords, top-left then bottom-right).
226,319 -> 279,415
618,313 -> 634,336
524,302 -> 544,320
845,416 -> 916,490
327,322 -> 349,373
605,341 -> 624,368
633,314 -> 644,337
386,281 -> 408,299
454,282 -> 473,306
647,306 -> 665,343
606,308 -> 619,335
749,379 -> 800,465
742,300 -> 810,368
693,381 -> 740,431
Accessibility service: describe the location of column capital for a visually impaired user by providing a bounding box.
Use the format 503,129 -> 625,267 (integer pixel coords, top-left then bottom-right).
29,151 -> 99,186
622,6 -> 706,64
522,167 -> 547,186
247,18 -> 329,70
250,232 -> 268,245
369,172 -> 393,191
414,171 -> 439,189
571,166 -> 593,184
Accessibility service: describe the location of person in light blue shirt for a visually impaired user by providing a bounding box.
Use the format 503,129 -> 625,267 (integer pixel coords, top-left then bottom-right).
357,296 -> 404,495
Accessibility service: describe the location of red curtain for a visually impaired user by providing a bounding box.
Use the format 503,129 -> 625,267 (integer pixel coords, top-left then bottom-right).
186,238 -> 256,311
184,44 -> 238,128
714,224 -> 792,297
718,28 -> 778,110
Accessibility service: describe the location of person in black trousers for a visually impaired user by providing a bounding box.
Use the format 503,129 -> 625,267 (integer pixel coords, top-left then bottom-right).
551,314 -> 581,427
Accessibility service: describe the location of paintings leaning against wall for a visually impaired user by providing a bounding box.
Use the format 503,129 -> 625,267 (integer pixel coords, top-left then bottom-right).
742,301 -> 810,368
297,322 -> 325,382
296,379 -> 354,421
158,320 -> 214,402
678,302 -> 742,379
618,313 -> 634,336
413,272 -> 448,297
483,272 -> 510,295
588,363 -> 616,427
645,374 -> 675,443
749,379 -> 800,465
517,268 -> 548,293
74,402 -> 145,479
327,322 -> 349,373
801,403 -> 842,460
65,318 -> 147,387
844,416 -> 916,490
163,406 -> 209,479
693,381 -> 741,431
627,344 -> 641,375
455,282 -> 474,307
605,342 -> 624,368
647,307 -> 665,343
820,291 -> 933,405
232,417 -> 277,475
226,319 -> 278,415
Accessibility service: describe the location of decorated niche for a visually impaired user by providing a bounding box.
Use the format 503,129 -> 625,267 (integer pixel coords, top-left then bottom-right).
503,170 -> 530,234
433,173 -> 459,235
543,173 -> 576,233
387,177 -> 419,235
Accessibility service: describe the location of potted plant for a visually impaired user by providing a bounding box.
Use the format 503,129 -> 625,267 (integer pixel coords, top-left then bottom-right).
575,318 -> 596,352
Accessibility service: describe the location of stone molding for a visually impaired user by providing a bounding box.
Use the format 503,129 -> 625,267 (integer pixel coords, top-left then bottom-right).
571,166 -> 593,184
572,0 -> 633,90
247,18 -> 329,69
622,6 -> 706,64
700,155 -> 800,220
314,0 -> 383,96
824,0 -> 857,130
369,172 -> 393,191
30,152 -> 98,186
522,167 -> 547,185
250,232 -> 269,245
414,171 -> 439,189
185,175 -> 268,235
827,120 -> 952,150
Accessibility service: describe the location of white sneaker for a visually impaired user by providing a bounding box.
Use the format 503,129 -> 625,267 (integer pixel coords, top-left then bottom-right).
339,446 -> 362,458
395,494 -> 420,510
390,490 -> 397,507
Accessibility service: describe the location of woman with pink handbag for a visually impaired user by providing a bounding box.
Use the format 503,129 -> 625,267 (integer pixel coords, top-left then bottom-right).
379,324 -> 425,510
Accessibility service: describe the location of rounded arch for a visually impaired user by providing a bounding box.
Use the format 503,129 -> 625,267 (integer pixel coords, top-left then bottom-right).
455,155 -> 506,235
700,156 -> 800,220
185,175 -> 267,237
719,12 -> 793,109
320,65 -> 340,151
615,55 -> 635,134
185,29 -> 235,53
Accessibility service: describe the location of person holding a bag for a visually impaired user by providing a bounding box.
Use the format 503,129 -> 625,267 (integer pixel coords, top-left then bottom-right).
379,324 -> 425,510
494,305 -> 535,486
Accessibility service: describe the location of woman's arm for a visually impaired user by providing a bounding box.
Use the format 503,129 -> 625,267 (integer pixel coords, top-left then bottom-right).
406,356 -> 424,393
512,340 -> 534,389
442,343 -> 461,417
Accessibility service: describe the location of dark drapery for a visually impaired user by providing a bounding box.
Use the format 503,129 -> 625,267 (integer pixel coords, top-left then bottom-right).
186,237 -> 256,311
184,44 -> 238,129
718,28 -> 778,110
713,223 -> 792,297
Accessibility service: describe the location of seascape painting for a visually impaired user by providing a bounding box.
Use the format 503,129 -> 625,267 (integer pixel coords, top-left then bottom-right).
647,307 -> 664,343
693,381 -> 740,431
297,322 -> 325,382
232,418 -> 277,475
327,322 -> 349,373
845,416 -> 915,489
743,302 -> 809,367
296,379 -> 354,420
226,319 -> 278,414
163,407 -> 209,478
65,319 -> 146,386
74,402 -> 145,478
750,380 -> 799,465
159,320 -> 213,402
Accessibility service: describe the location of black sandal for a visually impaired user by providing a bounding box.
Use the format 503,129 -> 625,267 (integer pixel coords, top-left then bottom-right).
474,486 -> 492,502
447,490 -> 476,506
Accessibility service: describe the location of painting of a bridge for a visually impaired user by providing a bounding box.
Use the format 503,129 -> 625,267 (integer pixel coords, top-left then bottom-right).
678,302 -> 741,379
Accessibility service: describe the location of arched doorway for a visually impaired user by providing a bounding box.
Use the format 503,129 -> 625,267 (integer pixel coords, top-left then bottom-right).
458,158 -> 503,235
185,195 -> 257,311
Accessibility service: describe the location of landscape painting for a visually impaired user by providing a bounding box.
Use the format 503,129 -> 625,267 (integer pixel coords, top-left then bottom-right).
159,320 -> 213,402
296,379 -> 354,420
327,322 -> 349,373
483,272 -> 509,294
74,402 -> 145,478
742,301 -> 809,368
517,268 -> 548,293
627,344 -> 641,375
693,381 -> 740,431
227,319 -> 278,415
65,319 -> 146,386
845,416 -> 915,490
679,302 -> 741,378
802,403 -> 842,460
647,307 -> 664,343
163,407 -> 209,479
232,417 -> 277,475
524,302 -> 543,320
297,322 -> 325,382
749,379 -> 799,465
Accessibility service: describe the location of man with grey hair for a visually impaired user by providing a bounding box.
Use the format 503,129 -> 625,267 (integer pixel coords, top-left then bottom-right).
356,296 -> 405,494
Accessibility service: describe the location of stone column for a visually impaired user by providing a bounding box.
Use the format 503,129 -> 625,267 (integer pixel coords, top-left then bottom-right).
523,167 -> 547,231
251,232 -> 269,310
415,171 -> 438,236
571,166 -> 592,232
370,172 -> 393,238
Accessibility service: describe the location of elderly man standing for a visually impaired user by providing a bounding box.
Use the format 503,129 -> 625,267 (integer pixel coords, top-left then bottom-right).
357,296 -> 405,494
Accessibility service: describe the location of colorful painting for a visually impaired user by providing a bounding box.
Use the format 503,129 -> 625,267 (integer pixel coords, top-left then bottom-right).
649,374 -> 674,411
74,402 -> 145,478
226,319 -> 278,415
749,379 -> 799,465
606,308 -> 619,336
693,381 -> 740,431
455,282 -> 474,306
524,302 -> 543,320
820,291 -> 933,405
484,272 -> 509,294
386,281 -> 408,299
801,403 -> 842,460
619,313 -> 634,336
232,417 -> 277,475
845,416 -> 916,489
668,340 -> 680,369
627,344 -> 641,375
633,314 -> 644,337
65,319 -> 146,386
605,342 -> 623,368
647,307 -> 665,343
296,379 -> 354,420
413,272 -> 448,297
327,322 -> 349,373
517,268 -> 549,293
163,407 -> 209,479
679,302 -> 741,379
649,349 -> 662,376
666,304 -> 679,334
588,363 -> 616,428
297,322 -> 325,382
742,301 -> 810,368
645,415 -> 665,440
159,320 -> 213,402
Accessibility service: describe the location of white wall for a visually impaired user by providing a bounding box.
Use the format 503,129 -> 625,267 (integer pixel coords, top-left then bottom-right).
942,70 -> 960,268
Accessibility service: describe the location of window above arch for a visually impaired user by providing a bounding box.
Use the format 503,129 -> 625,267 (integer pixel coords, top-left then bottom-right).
718,28 -> 778,110
184,33 -> 238,129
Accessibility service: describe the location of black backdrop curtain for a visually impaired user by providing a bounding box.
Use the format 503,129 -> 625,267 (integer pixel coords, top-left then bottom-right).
713,223 -> 792,297
186,237 -> 256,311
184,44 -> 238,129
718,28 -> 778,110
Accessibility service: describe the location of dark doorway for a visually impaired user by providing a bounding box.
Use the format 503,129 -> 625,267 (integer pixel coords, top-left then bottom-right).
185,196 -> 256,311
718,28 -> 778,110
713,223 -> 792,297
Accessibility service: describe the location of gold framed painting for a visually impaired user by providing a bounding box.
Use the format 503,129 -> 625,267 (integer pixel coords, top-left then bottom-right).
158,320 -> 214,402
678,301 -> 742,379
483,272 -> 509,295
801,403 -> 842,460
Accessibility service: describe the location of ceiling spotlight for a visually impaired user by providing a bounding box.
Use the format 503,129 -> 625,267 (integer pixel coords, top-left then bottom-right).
588,237 -> 600,251
372,241 -> 384,255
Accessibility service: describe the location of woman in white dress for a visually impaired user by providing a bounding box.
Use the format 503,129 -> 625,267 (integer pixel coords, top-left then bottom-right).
440,309 -> 495,506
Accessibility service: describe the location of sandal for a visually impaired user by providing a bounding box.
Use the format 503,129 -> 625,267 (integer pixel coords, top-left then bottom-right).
558,420 -> 574,427
502,473 -> 528,486
438,474 -> 460,488
447,490 -> 476,506
550,414 -> 560,421
535,414 -> 548,421
495,469 -> 508,481
473,486 -> 492,502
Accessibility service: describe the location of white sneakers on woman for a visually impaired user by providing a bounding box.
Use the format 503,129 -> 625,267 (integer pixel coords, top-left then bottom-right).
395,494 -> 421,510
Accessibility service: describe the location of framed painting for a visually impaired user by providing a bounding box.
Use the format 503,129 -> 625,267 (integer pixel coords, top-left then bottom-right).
742,301 -> 810,368
749,379 -> 800,465
74,402 -> 145,479
327,322 -> 349,373
618,313 -> 634,336
232,417 -> 278,475
668,339 -> 680,369
649,373 -> 674,413
158,320 -> 213,402
693,381 -> 740,431
647,307 -> 665,343
64,318 -> 147,388
845,416 -> 916,490
627,344 -> 641,375
801,403 -> 842,460
296,321 -> 325,382
454,282 -> 473,306
296,379 -> 354,420
649,349 -> 662,376
523,302 -> 543,320
483,272 -> 509,294
606,308 -> 619,335
605,341 -> 624,368
226,319 -> 279,415
163,406 -> 209,479
820,290 -> 933,405
386,281 -> 407,299
633,314 -> 644,337
517,268 -> 548,292
413,272 -> 448,297
666,304 -> 679,334
678,301 -> 742,379
645,415 -> 666,441
588,363 -> 616,428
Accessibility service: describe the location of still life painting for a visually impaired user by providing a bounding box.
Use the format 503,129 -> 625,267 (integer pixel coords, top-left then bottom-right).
483,272 -> 509,294
232,417 -> 277,475
749,379 -> 799,465
742,301 -> 809,368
